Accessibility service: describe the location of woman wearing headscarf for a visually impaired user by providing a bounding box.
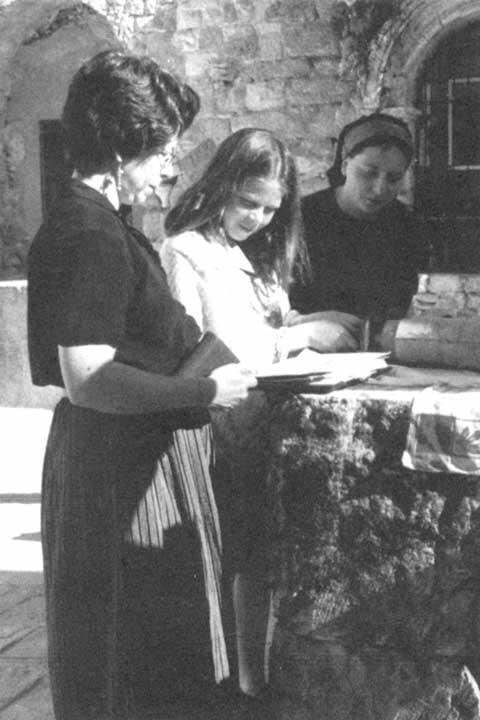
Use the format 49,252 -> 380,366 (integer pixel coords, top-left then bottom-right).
290,113 -> 431,342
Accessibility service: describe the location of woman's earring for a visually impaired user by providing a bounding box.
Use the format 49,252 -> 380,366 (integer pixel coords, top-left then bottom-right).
114,153 -> 123,193
193,192 -> 205,211
115,164 -> 124,193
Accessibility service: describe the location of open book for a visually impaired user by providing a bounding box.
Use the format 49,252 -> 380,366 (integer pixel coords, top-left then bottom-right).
255,349 -> 391,393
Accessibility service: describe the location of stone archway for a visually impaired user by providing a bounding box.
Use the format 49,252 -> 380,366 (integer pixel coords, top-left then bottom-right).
369,0 -> 480,114
0,2 -> 120,278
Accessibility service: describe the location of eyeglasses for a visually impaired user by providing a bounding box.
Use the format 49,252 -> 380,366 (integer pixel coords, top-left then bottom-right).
157,146 -> 178,167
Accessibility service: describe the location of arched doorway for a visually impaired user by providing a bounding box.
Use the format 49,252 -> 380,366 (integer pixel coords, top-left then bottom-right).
415,21 -> 480,271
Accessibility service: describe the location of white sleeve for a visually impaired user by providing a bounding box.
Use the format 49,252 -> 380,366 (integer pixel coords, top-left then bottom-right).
160,240 -> 205,332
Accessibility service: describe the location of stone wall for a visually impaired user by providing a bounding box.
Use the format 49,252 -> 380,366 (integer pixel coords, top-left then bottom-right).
1,0 -> 480,275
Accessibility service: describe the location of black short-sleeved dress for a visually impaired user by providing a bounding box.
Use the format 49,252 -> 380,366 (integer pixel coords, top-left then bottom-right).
290,187 -> 431,327
27,181 -> 227,720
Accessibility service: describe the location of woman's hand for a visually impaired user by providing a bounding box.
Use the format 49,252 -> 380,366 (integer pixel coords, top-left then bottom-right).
286,310 -> 363,336
209,363 -> 257,408
283,317 -> 361,353
304,318 -> 360,352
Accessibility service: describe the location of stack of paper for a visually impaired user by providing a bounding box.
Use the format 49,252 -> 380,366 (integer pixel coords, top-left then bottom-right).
255,350 -> 390,393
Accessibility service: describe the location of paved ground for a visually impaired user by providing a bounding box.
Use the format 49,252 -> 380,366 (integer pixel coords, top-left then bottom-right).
0,408 -> 274,720
0,408 -> 51,720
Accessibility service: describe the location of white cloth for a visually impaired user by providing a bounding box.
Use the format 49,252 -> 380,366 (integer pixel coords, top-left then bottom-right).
159,230 -> 290,369
402,385 -> 480,474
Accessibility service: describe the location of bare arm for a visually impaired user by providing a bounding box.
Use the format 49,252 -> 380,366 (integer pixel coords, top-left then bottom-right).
59,344 -> 256,415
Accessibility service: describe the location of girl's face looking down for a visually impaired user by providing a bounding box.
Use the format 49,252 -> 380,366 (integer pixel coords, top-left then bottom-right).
339,145 -> 408,218
222,177 -> 283,243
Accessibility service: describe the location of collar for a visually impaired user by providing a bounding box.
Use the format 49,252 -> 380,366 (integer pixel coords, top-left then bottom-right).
68,177 -> 119,215
203,225 -> 255,274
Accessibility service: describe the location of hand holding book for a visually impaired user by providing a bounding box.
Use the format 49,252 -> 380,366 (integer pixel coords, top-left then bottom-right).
177,332 -> 257,407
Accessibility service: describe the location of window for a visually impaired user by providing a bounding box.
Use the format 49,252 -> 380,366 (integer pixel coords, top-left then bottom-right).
415,22 -> 480,270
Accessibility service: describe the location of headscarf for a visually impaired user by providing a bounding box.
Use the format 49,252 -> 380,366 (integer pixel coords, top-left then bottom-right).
327,113 -> 414,187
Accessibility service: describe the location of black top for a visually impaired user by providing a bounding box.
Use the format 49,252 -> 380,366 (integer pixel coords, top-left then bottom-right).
27,180 -> 215,409
290,187 -> 430,323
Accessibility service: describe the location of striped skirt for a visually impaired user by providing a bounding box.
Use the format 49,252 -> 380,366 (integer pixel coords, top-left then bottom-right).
41,398 -> 229,720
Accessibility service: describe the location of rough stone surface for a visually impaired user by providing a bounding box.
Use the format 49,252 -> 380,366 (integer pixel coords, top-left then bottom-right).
266,385 -> 480,719
2,0 -> 474,277
412,274 -> 480,319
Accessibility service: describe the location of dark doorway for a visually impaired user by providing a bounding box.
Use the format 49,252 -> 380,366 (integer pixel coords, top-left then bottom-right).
415,21 -> 480,271
39,119 -> 72,218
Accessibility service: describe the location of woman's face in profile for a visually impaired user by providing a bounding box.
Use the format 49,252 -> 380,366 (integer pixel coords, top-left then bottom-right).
222,177 -> 283,243
119,138 -> 178,207
340,144 -> 408,218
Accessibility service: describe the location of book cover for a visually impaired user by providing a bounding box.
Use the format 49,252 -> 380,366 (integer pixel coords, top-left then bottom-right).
176,331 -> 239,377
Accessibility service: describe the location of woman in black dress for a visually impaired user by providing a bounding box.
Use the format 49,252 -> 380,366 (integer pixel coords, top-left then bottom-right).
27,49 -> 256,720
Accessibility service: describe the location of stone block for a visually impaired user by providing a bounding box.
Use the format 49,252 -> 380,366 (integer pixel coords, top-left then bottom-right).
304,107 -> 338,139
411,292 -> 467,317
134,14 -> 154,31
176,7 -> 203,30
144,33 -> 185,74
224,23 -> 259,56
152,6 -> 176,32
248,58 -> 310,82
198,25 -> 224,51
463,275 -> 480,293
286,76 -> 347,106
214,82 -> 247,114
264,0 -> 321,23
283,23 -> 337,58
125,0 -> 144,14
226,0 -> 256,23
144,0 -> 158,13
466,294 -> 480,314
230,109 -> 305,138
295,154 -> 329,182
245,79 -> 284,111
223,1 -> 238,23
184,50 -> 216,78
172,28 -> 198,52
425,273 -> 464,294
192,116 -> 231,145
258,24 -> 283,61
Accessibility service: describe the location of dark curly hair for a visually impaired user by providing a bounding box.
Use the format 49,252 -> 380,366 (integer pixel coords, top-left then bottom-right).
165,127 -> 308,289
62,49 -> 200,176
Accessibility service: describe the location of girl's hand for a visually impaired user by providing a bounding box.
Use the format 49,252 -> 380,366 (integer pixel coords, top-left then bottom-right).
306,319 -> 359,352
209,363 -> 257,408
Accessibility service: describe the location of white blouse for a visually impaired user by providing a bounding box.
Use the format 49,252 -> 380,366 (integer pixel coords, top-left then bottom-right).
159,229 -> 291,369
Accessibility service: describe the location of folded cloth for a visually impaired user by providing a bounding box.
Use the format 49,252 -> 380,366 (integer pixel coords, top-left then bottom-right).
402,385 -> 480,474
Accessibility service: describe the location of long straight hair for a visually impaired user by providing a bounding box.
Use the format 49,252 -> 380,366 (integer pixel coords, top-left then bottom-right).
165,128 -> 308,288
